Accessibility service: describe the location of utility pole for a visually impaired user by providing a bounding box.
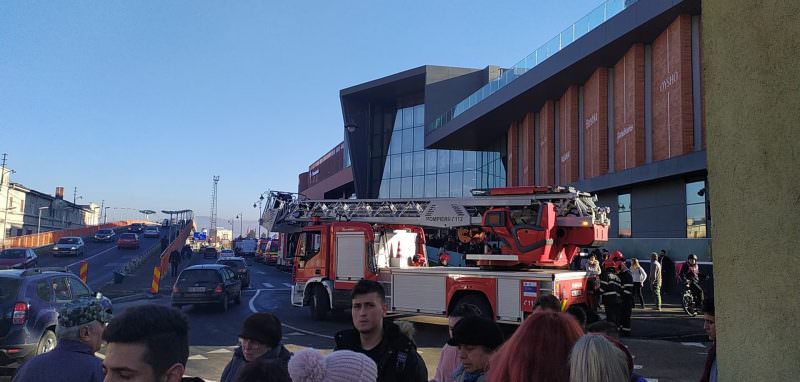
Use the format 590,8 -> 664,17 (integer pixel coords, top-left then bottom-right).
1,154 -> 9,248
210,176 -> 219,243
73,186 -> 78,204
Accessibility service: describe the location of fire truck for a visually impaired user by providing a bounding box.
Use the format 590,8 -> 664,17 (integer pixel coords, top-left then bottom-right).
260,186 -> 610,323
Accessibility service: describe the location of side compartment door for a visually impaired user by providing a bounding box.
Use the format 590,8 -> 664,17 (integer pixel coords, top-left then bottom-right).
334,232 -> 365,282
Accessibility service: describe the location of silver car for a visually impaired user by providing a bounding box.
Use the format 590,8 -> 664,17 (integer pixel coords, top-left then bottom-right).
51,237 -> 85,257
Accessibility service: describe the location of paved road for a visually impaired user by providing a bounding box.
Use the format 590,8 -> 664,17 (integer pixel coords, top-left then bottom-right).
109,256 -> 710,382
36,226 -> 163,290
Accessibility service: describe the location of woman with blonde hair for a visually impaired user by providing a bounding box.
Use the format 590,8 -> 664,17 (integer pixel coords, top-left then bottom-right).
630,258 -> 647,309
569,334 -> 630,382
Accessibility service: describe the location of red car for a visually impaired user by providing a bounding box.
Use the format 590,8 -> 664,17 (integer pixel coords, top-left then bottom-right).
117,233 -> 140,249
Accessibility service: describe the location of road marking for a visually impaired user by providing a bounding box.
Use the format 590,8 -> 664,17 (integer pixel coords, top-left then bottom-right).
95,352 -> 105,359
645,379 -> 658,382
262,283 -> 274,288
681,342 -> 706,348
283,283 -> 293,288
188,355 -> 208,360
207,349 -> 232,354
634,364 -> 643,370
248,289 -> 333,340
66,245 -> 119,268
285,332 -> 305,336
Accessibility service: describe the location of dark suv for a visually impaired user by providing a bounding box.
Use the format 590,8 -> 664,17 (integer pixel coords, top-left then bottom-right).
171,264 -> 241,312
0,268 -> 112,374
128,223 -> 145,233
216,257 -> 250,288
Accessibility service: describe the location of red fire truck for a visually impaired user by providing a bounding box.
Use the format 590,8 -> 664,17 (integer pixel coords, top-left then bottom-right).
260,186 -> 609,323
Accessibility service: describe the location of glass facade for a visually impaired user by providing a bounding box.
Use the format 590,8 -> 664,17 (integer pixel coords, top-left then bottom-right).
686,180 -> 707,238
617,193 -> 632,238
377,104 -> 505,198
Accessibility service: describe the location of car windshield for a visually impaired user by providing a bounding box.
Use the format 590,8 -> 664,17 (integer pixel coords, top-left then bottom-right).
218,260 -> 244,269
120,233 -> 137,239
0,249 -> 26,259
0,278 -> 21,304
177,270 -> 221,286
57,238 -> 80,244
97,230 -> 113,234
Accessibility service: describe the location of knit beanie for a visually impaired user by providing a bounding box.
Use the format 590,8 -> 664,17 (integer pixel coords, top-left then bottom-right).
239,313 -> 281,348
288,349 -> 378,382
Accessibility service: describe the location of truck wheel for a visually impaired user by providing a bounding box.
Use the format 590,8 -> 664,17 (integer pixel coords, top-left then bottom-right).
310,286 -> 330,321
453,294 -> 493,320
36,330 -> 57,355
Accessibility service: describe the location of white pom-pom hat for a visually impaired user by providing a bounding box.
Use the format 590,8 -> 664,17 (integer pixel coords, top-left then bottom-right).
288,349 -> 377,382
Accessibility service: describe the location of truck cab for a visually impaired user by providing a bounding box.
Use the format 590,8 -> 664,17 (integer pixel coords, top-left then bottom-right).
290,222 -> 426,320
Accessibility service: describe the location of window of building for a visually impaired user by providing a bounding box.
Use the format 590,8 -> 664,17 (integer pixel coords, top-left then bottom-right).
618,193 -> 632,238
686,180 -> 708,238
16,229 -> 23,237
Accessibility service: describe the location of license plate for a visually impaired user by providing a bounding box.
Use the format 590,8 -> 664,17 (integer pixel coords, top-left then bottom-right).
187,287 -> 206,293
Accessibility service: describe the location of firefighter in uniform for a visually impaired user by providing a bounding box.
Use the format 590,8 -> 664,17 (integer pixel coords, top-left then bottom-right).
599,261 -> 623,328
618,262 -> 635,337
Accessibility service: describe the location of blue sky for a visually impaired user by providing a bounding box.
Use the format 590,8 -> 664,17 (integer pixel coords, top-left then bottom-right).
1,0 -> 605,227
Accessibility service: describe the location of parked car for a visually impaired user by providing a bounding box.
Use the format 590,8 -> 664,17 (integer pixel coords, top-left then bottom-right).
92,229 -> 117,242
51,237 -> 85,257
117,233 -> 140,250
0,268 -> 112,374
128,223 -> 145,233
142,227 -> 160,238
171,264 -> 241,311
216,257 -> 250,288
202,247 -> 218,259
219,249 -> 235,258
0,248 -> 38,269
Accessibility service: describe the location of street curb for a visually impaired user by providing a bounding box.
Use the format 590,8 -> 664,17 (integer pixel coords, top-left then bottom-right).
110,293 -> 163,304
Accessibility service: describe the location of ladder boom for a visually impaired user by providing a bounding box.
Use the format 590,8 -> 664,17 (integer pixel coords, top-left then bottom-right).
261,187 -> 610,234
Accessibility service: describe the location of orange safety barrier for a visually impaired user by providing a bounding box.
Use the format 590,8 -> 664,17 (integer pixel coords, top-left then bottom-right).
150,266 -> 161,294
158,221 -> 195,280
1,220 -> 152,249
79,260 -> 88,283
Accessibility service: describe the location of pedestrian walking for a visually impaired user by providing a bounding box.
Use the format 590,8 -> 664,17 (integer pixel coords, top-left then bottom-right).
221,313 -> 292,382
334,279 -> 427,382
569,334 -> 630,382
488,311 -> 583,382
649,252 -> 662,310
288,349 -> 378,382
13,298 -> 110,382
170,249 -> 181,277
102,304 -> 196,382
182,244 -> 193,261
447,316 -> 504,382
630,258 -> 647,309
617,262 -> 634,337
599,262 -> 623,328
433,304 -> 481,382
700,298 -> 718,382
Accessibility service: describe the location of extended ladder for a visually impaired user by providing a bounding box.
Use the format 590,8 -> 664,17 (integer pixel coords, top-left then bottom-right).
260,186 -> 610,233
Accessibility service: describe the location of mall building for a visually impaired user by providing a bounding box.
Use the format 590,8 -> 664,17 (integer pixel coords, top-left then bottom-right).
301,0 -> 709,266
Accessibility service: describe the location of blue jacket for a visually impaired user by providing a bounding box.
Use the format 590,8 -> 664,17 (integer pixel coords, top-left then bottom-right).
13,339 -> 103,382
220,344 -> 291,382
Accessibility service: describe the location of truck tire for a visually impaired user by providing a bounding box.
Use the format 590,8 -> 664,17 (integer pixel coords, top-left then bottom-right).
310,286 -> 330,321
453,294 -> 493,320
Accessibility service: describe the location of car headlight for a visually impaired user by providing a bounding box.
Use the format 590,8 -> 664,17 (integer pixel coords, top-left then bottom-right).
71,247 -> 77,250
53,246 -> 58,250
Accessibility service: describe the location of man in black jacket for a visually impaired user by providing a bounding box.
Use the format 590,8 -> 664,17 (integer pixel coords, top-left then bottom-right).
220,313 -> 292,382
334,280 -> 427,382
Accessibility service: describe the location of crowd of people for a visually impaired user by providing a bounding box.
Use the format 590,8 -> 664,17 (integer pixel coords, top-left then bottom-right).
11,276 -> 716,382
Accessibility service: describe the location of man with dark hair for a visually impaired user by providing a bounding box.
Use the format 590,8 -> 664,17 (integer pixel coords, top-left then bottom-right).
533,294 -> 562,313
700,298 -> 718,382
565,305 -> 588,330
334,279 -> 427,382
102,304 -> 190,382
220,313 -> 292,382
434,304 -> 482,382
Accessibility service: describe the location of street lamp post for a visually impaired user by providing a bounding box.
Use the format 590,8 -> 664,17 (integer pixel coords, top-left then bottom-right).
37,206 -> 49,247
104,207 -> 110,224
254,194 -> 265,238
